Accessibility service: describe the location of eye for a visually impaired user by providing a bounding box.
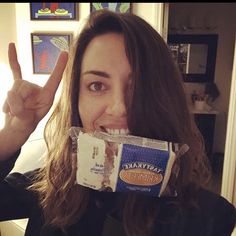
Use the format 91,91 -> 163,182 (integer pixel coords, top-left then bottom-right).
89,82 -> 106,92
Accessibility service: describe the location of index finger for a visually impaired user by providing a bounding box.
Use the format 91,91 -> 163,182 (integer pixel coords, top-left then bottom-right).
44,51 -> 68,95
8,43 -> 22,80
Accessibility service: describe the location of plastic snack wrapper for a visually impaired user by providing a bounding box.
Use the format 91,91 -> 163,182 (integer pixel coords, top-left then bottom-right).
69,127 -> 189,197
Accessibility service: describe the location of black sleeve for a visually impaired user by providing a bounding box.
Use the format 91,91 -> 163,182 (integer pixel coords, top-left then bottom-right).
211,195 -> 236,235
0,149 -> 21,180
0,151 -> 40,221
198,188 -> 236,236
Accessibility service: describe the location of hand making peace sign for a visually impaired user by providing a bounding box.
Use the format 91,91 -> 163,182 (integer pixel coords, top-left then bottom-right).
3,43 -> 68,134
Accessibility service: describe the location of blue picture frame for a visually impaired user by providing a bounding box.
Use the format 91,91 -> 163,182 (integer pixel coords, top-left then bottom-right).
30,3 -> 77,20
31,32 -> 72,74
90,3 -> 131,13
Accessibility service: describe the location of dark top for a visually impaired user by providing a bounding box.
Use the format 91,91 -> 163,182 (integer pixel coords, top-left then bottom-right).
0,151 -> 235,236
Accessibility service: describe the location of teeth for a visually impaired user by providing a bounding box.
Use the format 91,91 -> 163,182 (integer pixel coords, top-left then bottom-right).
105,128 -> 129,135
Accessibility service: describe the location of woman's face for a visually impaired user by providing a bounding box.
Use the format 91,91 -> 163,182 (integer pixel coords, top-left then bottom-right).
79,33 -> 132,135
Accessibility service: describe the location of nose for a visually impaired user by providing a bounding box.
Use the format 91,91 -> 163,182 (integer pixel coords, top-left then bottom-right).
105,90 -> 127,117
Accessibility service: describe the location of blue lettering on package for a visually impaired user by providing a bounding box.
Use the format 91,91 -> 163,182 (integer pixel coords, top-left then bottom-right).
116,144 -> 170,196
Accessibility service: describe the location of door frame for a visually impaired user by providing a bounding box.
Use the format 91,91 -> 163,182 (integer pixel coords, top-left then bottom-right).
221,35 -> 236,206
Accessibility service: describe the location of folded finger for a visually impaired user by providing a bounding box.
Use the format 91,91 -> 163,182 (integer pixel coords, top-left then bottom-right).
5,90 -> 24,116
2,79 -> 22,113
2,100 -> 10,114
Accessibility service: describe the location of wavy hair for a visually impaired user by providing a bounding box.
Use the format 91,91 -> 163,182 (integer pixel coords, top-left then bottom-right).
31,10 -> 211,236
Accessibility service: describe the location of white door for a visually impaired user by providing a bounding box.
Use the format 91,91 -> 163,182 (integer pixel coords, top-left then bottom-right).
221,35 -> 236,207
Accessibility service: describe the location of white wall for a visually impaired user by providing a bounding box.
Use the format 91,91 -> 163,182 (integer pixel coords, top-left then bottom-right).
0,3 -> 17,128
168,3 -> 236,153
0,4 -> 16,64
132,3 -> 164,36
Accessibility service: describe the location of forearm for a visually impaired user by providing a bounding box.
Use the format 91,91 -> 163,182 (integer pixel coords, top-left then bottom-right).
0,126 -> 33,161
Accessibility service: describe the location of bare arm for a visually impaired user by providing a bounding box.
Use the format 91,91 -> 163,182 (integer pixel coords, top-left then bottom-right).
0,43 -> 68,160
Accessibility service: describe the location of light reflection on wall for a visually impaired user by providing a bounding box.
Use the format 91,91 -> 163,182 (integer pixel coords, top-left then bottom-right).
0,63 -> 13,129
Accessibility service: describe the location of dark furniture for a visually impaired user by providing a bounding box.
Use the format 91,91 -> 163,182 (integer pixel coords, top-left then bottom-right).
194,113 -> 216,163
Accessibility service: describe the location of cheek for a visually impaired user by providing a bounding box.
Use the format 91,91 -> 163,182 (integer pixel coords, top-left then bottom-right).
78,97 -> 106,130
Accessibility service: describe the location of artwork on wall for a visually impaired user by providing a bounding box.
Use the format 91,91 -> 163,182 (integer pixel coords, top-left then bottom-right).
90,3 -> 131,13
31,33 -> 72,74
169,44 -> 189,74
30,3 -> 77,20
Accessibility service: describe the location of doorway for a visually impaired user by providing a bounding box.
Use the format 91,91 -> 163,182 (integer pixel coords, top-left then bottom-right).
164,3 -> 236,200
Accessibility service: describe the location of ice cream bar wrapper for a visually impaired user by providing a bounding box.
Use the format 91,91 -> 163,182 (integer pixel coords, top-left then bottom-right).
71,128 -> 179,197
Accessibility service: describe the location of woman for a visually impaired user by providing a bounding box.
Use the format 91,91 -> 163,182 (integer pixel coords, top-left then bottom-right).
0,10 -> 235,236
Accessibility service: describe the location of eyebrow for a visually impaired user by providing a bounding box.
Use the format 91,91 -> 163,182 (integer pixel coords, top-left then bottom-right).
81,70 -> 111,78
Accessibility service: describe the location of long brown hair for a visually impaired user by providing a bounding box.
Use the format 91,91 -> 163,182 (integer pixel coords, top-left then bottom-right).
31,10 -> 211,236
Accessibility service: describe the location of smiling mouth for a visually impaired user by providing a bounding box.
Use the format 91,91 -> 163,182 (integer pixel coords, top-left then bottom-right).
101,127 -> 130,135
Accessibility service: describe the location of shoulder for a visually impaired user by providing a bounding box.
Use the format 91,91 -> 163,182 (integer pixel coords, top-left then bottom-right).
196,188 -> 235,212
195,188 -> 236,234
4,168 -> 42,190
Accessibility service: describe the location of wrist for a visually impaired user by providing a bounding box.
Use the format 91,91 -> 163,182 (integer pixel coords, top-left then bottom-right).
0,125 -> 35,161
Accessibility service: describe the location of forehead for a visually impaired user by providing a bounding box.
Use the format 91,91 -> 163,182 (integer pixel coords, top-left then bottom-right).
81,33 -> 131,74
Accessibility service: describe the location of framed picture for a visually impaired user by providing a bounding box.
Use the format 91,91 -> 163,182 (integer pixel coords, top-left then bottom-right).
90,3 -> 131,13
31,32 -> 72,74
169,44 -> 189,74
30,3 -> 77,20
